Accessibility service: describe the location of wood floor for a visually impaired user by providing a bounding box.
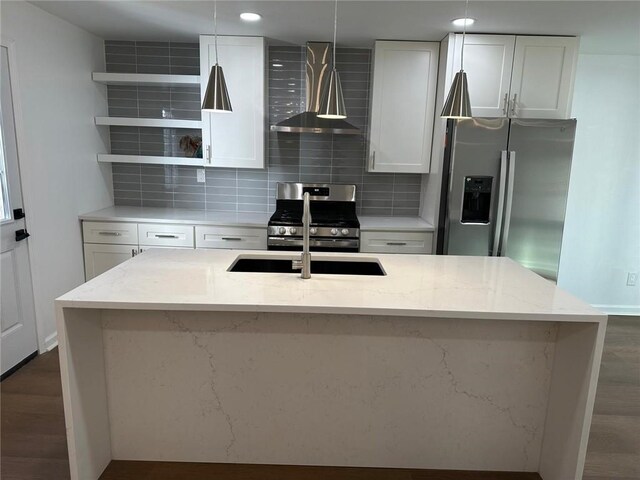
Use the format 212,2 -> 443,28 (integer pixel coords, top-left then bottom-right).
1,316 -> 637,480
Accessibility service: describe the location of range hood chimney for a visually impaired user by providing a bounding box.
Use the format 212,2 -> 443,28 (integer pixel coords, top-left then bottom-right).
271,42 -> 360,135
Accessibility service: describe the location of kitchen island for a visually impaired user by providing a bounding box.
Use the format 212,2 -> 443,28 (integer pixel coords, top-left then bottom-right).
56,249 -> 606,480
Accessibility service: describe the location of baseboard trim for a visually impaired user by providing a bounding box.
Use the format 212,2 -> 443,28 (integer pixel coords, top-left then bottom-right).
592,304 -> 640,316
43,332 -> 58,352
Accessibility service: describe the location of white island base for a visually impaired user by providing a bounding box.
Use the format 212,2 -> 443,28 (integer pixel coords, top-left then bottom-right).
56,250 -> 606,480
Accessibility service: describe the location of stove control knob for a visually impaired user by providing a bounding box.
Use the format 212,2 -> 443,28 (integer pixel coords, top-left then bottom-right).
331,228 -> 338,236
310,227 -> 318,235
289,227 -> 297,235
341,229 -> 349,236
278,227 -> 286,235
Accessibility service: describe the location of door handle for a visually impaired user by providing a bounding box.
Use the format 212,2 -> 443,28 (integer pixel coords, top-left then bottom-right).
499,151 -> 516,255
502,93 -> 509,116
15,229 -> 30,242
132,248 -> 138,257
510,94 -> 518,117
13,208 -> 25,220
492,151 -> 508,256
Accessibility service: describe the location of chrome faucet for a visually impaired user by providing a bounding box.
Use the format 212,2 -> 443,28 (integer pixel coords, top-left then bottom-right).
292,192 -> 312,279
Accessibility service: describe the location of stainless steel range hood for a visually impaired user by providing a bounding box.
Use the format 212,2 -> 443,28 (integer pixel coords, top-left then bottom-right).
270,42 -> 360,135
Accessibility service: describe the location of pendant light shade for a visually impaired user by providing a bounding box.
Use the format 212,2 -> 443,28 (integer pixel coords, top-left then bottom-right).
202,1 -> 232,113
441,0 -> 473,119
318,69 -> 347,119
318,0 -> 347,120
202,64 -> 232,112
440,70 -> 471,118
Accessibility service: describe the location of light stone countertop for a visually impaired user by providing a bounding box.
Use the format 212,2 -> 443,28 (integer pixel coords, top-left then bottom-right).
57,248 -> 603,322
78,206 -> 434,232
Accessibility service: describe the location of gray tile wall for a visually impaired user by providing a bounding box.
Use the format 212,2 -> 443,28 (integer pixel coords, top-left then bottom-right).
109,43 -> 422,216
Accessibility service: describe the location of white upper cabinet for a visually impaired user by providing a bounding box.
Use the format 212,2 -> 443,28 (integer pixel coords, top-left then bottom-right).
452,35 -> 515,117
368,41 -> 439,173
450,34 -> 578,119
509,36 -> 579,119
200,36 -> 265,169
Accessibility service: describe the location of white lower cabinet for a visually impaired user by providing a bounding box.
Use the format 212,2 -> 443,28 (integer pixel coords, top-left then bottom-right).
83,243 -> 139,280
360,231 -> 433,254
195,226 -> 267,250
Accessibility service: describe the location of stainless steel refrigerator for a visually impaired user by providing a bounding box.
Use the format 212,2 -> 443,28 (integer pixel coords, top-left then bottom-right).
436,118 -> 577,281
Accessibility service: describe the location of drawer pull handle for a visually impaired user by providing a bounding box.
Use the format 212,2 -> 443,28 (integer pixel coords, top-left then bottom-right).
386,242 -> 407,246
132,248 -> 137,257
221,237 -> 242,241
154,234 -> 179,239
98,231 -> 121,236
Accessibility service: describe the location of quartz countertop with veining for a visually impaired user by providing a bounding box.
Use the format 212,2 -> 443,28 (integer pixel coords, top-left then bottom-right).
57,248 -> 603,322
79,206 -> 434,231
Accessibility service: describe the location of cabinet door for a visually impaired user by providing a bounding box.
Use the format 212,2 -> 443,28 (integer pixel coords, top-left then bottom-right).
83,243 -> 138,281
369,41 -> 439,173
452,35 -> 516,117
200,35 -> 265,169
509,36 -> 579,119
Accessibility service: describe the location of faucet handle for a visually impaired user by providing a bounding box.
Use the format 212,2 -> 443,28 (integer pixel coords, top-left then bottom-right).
291,259 -> 303,270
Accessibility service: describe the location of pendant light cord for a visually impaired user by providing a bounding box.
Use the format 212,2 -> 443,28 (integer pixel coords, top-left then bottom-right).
460,0 -> 469,70
333,0 -> 338,69
214,0 -> 219,64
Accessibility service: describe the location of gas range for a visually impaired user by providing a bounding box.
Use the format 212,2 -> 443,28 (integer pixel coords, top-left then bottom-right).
268,183 -> 360,252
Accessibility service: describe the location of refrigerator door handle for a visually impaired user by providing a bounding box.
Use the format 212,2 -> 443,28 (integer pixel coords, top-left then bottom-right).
492,151 -> 509,256
499,151 -> 517,256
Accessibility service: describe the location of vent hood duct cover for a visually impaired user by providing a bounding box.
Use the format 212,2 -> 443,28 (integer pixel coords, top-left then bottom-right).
271,42 -> 360,135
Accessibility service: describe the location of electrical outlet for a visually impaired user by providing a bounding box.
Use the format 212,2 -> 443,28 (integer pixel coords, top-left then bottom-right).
196,168 -> 205,183
627,272 -> 638,287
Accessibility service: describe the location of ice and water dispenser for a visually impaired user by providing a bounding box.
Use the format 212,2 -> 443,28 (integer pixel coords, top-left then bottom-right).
461,176 -> 493,224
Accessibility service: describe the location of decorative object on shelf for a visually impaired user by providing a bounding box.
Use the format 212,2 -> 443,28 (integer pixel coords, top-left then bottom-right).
317,0 -> 347,119
202,0 -> 232,113
441,0 -> 473,119
179,135 -> 203,158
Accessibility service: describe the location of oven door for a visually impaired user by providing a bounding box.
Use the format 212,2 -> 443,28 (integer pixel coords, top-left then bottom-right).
268,237 -> 359,253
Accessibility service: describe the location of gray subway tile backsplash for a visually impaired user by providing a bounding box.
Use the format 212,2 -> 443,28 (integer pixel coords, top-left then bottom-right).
107,42 -> 422,215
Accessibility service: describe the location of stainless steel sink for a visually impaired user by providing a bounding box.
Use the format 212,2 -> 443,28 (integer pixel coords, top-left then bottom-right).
228,254 -> 386,276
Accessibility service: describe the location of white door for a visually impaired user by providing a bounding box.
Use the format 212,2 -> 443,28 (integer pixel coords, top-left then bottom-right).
369,41 -> 439,173
451,34 -> 516,117
0,41 -> 38,376
509,36 -> 579,119
200,35 -> 265,169
83,244 -> 139,281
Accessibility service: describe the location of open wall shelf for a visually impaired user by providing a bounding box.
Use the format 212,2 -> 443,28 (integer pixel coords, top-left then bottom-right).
92,72 -> 200,87
95,117 -> 202,129
98,154 -> 205,167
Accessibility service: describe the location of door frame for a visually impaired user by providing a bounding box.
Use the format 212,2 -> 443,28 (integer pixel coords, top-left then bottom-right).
1,35 -> 41,352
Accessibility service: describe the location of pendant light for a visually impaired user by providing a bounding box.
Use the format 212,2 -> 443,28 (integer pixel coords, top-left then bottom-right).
202,0 -> 232,112
441,0 -> 472,118
317,0 -> 347,119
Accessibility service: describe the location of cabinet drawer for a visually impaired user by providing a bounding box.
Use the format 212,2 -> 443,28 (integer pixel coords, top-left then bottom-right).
82,221 -> 138,245
360,231 -> 433,254
195,226 -> 267,250
138,224 -> 194,247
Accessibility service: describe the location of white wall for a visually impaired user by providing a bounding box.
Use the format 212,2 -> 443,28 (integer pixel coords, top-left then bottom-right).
558,54 -> 640,315
1,1 -> 112,350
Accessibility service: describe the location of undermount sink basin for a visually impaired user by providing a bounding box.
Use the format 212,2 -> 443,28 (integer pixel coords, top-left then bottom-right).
228,255 -> 386,276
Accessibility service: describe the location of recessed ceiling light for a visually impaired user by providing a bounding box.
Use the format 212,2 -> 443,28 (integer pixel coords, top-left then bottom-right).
452,17 -> 475,27
240,12 -> 262,22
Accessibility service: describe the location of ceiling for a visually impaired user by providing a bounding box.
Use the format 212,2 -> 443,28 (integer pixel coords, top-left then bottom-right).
28,1 -> 640,55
